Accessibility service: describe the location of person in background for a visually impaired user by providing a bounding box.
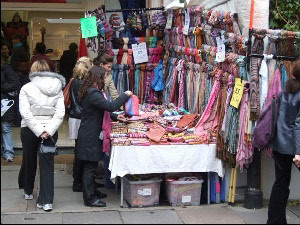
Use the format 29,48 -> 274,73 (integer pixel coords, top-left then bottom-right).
68,57 -> 94,192
1,54 -> 21,162
30,42 -> 55,72
60,43 -> 78,84
1,42 -> 11,62
18,60 -> 65,212
267,58 -> 300,224
76,66 -> 131,207
93,51 -> 120,189
10,33 -> 30,87
93,51 -> 119,101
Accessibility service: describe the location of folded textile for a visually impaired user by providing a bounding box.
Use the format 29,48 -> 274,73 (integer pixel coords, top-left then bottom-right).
146,124 -> 166,142
176,114 -> 198,128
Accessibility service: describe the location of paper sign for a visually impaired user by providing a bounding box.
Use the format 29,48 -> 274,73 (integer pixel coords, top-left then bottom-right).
143,189 -> 152,196
137,189 -> 152,196
132,42 -> 149,64
183,10 -> 190,35
215,37 -> 226,62
230,78 -> 244,108
80,16 -> 98,38
182,195 -> 192,203
166,10 -> 173,29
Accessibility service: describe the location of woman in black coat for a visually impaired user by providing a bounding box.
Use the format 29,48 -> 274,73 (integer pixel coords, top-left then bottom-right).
76,65 -> 132,207
1,55 -> 20,162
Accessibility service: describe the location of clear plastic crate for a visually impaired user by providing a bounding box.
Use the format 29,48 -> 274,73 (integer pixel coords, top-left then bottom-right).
166,179 -> 204,206
123,176 -> 162,207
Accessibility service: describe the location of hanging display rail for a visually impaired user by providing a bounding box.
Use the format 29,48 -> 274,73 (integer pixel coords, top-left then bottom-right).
246,29 -> 297,62
105,7 -> 165,13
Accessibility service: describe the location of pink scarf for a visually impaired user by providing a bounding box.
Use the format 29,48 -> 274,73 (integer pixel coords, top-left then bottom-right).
102,92 -> 112,154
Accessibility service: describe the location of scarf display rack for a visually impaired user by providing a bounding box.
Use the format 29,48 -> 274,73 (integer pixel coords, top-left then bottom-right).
105,7 -> 165,13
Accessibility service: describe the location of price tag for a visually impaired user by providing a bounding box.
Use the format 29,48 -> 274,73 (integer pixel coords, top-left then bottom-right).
166,10 -> 173,29
183,10 -> 190,35
132,42 -> 149,64
182,195 -> 192,203
80,16 -> 98,38
137,190 -> 144,196
230,78 -> 244,108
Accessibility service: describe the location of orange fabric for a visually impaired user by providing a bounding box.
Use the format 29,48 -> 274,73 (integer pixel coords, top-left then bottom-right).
194,27 -> 202,49
176,114 -> 198,128
146,124 -> 166,143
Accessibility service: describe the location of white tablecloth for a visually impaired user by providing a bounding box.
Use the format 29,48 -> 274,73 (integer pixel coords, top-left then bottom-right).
109,144 -> 225,179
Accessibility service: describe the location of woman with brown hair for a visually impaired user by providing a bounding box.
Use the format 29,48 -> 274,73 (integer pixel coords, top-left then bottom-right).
268,58 -> 300,224
76,65 -> 132,207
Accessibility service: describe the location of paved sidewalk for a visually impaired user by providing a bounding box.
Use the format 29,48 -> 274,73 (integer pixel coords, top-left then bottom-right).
1,163 -> 300,224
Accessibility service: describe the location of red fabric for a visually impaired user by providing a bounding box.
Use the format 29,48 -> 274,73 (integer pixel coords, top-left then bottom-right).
176,114 -> 198,128
78,37 -> 88,58
102,92 -> 112,154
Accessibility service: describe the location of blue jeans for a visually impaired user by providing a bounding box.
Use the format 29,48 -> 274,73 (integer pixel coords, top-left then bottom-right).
1,121 -> 14,158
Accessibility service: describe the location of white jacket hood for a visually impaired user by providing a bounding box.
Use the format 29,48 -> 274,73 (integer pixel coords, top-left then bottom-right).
29,71 -> 66,97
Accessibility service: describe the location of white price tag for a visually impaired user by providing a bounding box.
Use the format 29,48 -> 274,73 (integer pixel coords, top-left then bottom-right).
216,52 -> 226,62
183,10 -> 190,35
143,189 -> 152,196
166,11 -> 173,29
132,42 -> 149,64
182,195 -> 192,203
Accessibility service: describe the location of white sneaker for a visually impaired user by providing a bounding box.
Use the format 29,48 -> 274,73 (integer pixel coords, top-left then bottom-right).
42,204 -> 53,212
23,192 -> 33,200
37,203 -> 43,209
5,156 -> 13,162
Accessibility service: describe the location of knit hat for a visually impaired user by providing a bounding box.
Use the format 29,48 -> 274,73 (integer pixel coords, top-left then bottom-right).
109,14 -> 122,30
141,12 -> 149,30
157,12 -> 166,28
136,14 -> 142,31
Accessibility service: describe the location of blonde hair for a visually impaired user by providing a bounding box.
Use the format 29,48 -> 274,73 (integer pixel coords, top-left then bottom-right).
30,60 -> 50,73
72,57 -> 93,80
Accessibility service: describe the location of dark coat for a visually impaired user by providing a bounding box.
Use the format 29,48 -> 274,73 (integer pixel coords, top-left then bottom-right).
76,88 -> 129,161
30,53 -> 55,72
59,50 -> 77,84
69,78 -> 82,119
10,44 -> 30,73
1,63 -> 21,122
272,90 -> 300,155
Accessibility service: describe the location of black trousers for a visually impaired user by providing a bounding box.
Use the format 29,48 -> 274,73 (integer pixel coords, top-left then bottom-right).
18,127 -> 58,204
82,160 -> 98,204
267,151 -> 300,224
72,140 -> 84,187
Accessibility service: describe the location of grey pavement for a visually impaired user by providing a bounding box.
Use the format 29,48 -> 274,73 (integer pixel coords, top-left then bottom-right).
1,164 -> 300,224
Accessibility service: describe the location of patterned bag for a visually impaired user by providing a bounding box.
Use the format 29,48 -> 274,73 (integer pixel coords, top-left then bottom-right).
124,95 -> 139,116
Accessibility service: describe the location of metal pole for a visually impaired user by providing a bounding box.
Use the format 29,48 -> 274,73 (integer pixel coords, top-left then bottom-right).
244,148 -> 263,209
120,177 -> 124,208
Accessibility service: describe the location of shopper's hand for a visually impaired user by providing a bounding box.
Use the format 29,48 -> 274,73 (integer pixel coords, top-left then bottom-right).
40,131 -> 49,140
293,155 -> 300,168
117,114 -> 127,122
125,91 -> 133,97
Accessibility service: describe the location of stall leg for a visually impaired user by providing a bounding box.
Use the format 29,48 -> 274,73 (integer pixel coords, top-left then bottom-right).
207,172 -> 210,204
120,177 -> 124,208
115,176 -> 119,194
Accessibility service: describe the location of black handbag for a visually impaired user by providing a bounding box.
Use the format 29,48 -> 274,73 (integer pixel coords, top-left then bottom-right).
39,136 -> 58,155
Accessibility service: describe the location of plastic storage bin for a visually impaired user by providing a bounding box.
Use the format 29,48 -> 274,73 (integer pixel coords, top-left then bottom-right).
123,176 -> 163,207
166,179 -> 204,206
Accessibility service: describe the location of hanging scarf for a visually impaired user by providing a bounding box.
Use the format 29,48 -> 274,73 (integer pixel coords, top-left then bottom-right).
265,66 -> 282,109
236,86 -> 253,171
280,63 -> 289,91
218,74 -> 234,161
259,54 -> 272,111
177,60 -> 185,108
249,29 -> 266,120
102,91 -> 112,155
198,63 -> 206,115
194,69 -> 222,143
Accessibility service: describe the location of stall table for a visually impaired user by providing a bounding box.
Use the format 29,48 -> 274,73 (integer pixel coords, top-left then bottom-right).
109,144 -> 225,207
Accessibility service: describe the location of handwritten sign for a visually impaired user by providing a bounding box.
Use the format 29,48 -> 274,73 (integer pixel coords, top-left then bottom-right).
230,78 -> 244,108
132,42 -> 149,64
166,10 -> 173,29
80,16 -> 98,38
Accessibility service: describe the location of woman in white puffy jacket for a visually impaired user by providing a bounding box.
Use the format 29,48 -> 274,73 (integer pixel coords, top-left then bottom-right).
18,60 -> 65,212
